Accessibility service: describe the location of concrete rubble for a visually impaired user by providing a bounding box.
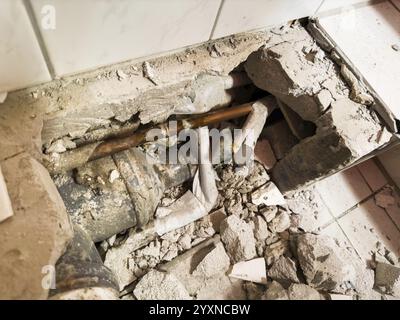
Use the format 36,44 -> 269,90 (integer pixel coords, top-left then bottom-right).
220,215 -> 257,263
0,19 -> 395,301
133,269 -> 191,300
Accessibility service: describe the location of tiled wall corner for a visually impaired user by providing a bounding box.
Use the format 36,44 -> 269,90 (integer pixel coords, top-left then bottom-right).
29,0 -> 222,77
211,0 -> 323,39
0,0 -> 51,93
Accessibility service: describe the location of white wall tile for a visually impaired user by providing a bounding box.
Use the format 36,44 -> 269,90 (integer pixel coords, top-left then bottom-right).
0,0 -> 51,93
30,0 -> 221,77
212,0 -> 323,39
318,1 -> 400,121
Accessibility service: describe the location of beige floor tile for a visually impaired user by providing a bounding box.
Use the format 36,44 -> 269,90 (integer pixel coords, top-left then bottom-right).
337,199 -> 400,262
315,166 -> 372,217
357,159 -> 387,192
320,221 -> 354,249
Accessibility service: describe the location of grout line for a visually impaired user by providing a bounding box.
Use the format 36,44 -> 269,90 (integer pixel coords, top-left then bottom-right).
22,0 -> 56,79
209,0 -> 225,40
389,0 -> 400,12
313,0 -> 326,16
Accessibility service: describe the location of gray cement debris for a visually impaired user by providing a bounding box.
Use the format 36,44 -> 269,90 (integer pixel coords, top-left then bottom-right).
340,64 -> 374,105
296,233 -> 372,294
245,27 -> 344,122
375,262 -> 400,298
273,98 -> 392,192
264,239 -> 290,266
192,242 -> 230,278
253,215 -> 269,242
268,256 -> 300,287
259,206 -> 278,223
269,211 -> 291,233
261,281 -> 289,300
220,215 -> 257,263
288,284 -> 321,300
133,269 -> 191,300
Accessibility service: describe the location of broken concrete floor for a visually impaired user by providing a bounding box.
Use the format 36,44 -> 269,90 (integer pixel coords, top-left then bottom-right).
0,17 -> 399,300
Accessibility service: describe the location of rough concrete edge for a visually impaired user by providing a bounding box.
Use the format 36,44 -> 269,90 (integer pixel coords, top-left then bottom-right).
310,18 -> 398,133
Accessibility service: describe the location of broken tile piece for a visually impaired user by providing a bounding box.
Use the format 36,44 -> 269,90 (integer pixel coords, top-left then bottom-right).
192,242 -> 230,278
220,215 -> 257,263
229,258 -> 267,284
251,182 -> 285,206
133,269 -> 191,300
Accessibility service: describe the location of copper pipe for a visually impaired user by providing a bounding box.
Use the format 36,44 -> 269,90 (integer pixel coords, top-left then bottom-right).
46,102 -> 254,173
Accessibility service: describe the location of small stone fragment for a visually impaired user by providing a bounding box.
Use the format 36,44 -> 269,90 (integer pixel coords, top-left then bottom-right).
392,44 -> 400,52
329,293 -> 353,300
109,169 -> 120,183
229,258 -> 267,284
253,215 -> 269,241
261,281 -> 289,300
268,256 -> 300,286
288,284 -> 321,300
133,269 -> 191,300
316,89 -> 332,110
251,182 -> 285,206
264,239 -> 289,266
192,242 -> 230,278
260,206 -> 278,222
269,211 -> 291,233
220,215 -> 257,263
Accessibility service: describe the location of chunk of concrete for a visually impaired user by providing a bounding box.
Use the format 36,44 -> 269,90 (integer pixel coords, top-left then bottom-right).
192,242 -> 230,278
288,283 -> 321,300
269,211 -> 291,233
296,233 -> 371,294
251,182 -> 286,207
160,236 -> 246,299
0,152 -> 73,299
261,281 -> 289,300
268,256 -> 300,286
220,215 -> 257,263
375,262 -> 400,298
229,258 -> 267,284
133,269 -> 191,300
253,215 -> 269,241
273,99 -> 392,192
245,28 -> 341,122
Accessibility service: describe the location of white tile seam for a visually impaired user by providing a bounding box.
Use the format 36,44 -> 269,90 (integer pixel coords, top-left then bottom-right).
209,0 -> 225,40
22,0 -> 56,79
